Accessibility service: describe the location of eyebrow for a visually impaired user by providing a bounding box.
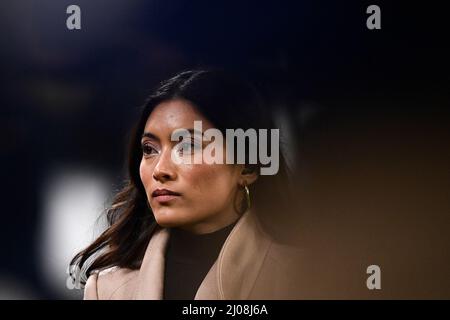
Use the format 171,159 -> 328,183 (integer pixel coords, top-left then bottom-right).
141,128 -> 203,141
141,132 -> 160,141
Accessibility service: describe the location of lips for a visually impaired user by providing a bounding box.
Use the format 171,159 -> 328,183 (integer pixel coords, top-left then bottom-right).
151,188 -> 181,198
151,188 -> 181,204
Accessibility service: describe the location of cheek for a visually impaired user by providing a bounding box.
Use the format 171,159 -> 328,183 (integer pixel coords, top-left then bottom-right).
182,164 -> 236,199
139,159 -> 152,187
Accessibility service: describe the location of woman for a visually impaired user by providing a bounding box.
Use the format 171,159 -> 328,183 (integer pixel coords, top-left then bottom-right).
70,69 -> 302,300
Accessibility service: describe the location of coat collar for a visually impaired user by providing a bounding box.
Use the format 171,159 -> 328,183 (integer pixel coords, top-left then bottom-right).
134,209 -> 272,300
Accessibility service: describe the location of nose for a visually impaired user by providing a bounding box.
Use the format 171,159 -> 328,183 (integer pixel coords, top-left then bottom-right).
152,148 -> 177,182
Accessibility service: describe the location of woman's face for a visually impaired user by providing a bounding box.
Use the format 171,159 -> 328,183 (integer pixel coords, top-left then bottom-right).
139,99 -> 245,234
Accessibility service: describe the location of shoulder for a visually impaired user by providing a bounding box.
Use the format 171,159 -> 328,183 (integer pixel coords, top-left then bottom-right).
255,241 -> 304,299
267,241 -> 304,266
83,266 -> 139,300
251,213 -> 303,271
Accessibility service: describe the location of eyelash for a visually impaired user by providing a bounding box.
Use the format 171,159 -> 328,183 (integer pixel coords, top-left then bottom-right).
141,143 -> 159,156
141,140 -> 202,157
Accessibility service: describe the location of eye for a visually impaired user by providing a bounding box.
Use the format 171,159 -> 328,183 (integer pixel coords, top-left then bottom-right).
141,143 -> 159,156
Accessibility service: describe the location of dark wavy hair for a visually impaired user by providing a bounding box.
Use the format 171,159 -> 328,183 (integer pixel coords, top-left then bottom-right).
70,69 -> 295,286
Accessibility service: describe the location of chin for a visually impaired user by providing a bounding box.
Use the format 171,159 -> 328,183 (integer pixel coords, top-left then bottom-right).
153,208 -> 184,227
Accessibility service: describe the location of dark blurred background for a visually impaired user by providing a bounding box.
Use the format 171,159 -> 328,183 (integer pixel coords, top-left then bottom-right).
0,0 -> 449,299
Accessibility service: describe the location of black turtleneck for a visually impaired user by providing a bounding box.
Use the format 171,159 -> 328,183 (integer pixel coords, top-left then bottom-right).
163,221 -> 237,300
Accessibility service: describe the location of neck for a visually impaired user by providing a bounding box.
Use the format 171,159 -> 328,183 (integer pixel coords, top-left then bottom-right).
178,211 -> 241,235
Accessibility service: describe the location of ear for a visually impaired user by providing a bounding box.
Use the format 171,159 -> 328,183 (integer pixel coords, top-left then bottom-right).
239,165 -> 259,186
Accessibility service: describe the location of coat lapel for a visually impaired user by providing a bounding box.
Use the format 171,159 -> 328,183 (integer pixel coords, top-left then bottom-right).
134,226 -> 170,300
195,209 -> 272,299
134,209 -> 272,300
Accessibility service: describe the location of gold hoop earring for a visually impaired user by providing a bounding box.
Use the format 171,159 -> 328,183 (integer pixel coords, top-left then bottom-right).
243,184 -> 251,212
234,183 -> 251,215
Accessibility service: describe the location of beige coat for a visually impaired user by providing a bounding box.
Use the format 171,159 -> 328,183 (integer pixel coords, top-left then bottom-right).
83,209 -> 302,300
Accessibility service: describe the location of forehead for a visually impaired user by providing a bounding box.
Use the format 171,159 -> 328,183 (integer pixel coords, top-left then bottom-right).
143,99 -> 214,136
